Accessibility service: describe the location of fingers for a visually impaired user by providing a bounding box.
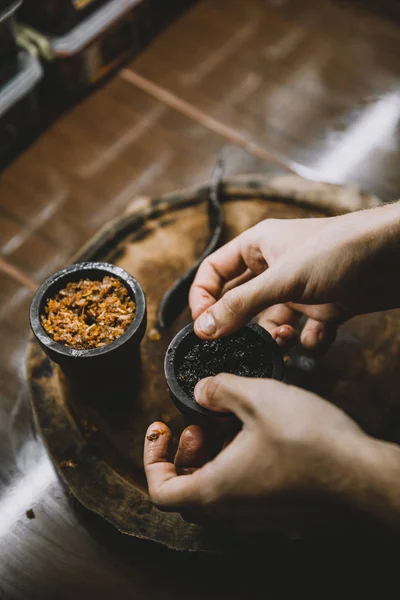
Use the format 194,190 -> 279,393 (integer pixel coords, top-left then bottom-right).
194,373 -> 257,423
144,422 -> 204,511
189,237 -> 247,320
300,318 -> 338,354
144,421 -> 174,468
221,268 -> 254,296
257,303 -> 299,348
272,324 -> 297,348
174,425 -> 206,475
194,267 -> 288,339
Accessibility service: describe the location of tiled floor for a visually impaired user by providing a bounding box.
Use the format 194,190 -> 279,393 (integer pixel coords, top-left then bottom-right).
0,0 -> 399,597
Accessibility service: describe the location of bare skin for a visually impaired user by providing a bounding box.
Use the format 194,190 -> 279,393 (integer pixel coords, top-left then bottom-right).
191,202 -> 400,351
145,376 -> 400,532
144,201 -> 400,533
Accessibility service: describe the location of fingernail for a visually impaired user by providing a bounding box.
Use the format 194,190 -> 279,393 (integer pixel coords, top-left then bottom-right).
318,331 -> 325,343
194,377 -> 212,401
275,335 -> 284,346
196,311 -> 216,336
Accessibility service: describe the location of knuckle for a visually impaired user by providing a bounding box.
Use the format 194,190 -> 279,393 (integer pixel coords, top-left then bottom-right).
198,255 -> 212,272
147,477 -> 171,511
203,373 -> 224,403
248,248 -> 267,274
150,486 -> 178,513
149,487 -> 166,510
222,290 -> 244,318
254,218 -> 275,240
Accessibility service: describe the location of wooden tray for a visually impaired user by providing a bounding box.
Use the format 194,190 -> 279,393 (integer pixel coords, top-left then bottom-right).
27,174 -> 400,552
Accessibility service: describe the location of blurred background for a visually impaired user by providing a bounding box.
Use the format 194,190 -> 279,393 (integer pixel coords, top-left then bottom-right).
0,0 -> 399,597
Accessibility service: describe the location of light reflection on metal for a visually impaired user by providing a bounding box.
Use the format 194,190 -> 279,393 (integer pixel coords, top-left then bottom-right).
314,91 -> 400,182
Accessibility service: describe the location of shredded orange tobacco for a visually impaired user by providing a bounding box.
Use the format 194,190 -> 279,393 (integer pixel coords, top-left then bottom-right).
146,428 -> 167,441
148,327 -> 161,341
41,276 -> 135,350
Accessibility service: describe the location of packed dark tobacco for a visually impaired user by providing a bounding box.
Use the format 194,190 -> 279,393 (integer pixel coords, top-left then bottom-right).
176,329 -> 270,400
41,276 -> 135,349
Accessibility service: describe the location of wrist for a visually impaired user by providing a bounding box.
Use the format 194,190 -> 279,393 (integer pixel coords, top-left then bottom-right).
336,200 -> 400,312
337,433 -> 400,528
359,200 -> 400,247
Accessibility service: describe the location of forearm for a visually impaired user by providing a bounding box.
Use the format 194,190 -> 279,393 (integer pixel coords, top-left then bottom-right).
359,201 -> 400,311
332,200 -> 400,313
355,200 -> 400,257
336,204 -> 400,522
340,433 -> 400,529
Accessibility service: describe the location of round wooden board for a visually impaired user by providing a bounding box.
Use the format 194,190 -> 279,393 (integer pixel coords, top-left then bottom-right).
27,174 -> 399,552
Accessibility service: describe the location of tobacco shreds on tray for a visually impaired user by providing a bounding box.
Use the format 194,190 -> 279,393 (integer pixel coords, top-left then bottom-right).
41,276 -> 135,350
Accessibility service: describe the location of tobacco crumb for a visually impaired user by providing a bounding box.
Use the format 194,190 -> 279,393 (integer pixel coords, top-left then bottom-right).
146,428 -> 167,441
41,276 -> 135,350
148,327 -> 161,341
177,329 -> 272,400
59,460 -> 77,469
26,509 -> 35,520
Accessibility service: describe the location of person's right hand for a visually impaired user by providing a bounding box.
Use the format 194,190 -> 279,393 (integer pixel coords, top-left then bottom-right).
189,202 -> 400,353
144,374 -> 400,533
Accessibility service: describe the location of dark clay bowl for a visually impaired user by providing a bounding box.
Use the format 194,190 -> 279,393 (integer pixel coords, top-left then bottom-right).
30,262 -> 147,375
164,322 -> 284,422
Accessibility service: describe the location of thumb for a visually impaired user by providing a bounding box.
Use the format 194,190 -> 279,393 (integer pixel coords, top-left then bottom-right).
194,373 -> 257,423
193,268 -> 289,339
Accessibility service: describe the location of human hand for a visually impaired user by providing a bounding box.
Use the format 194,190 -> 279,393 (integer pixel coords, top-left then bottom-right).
189,202 -> 400,352
144,375 -> 368,533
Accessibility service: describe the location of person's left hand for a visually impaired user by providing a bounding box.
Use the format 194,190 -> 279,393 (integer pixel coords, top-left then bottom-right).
144,375 -> 369,533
